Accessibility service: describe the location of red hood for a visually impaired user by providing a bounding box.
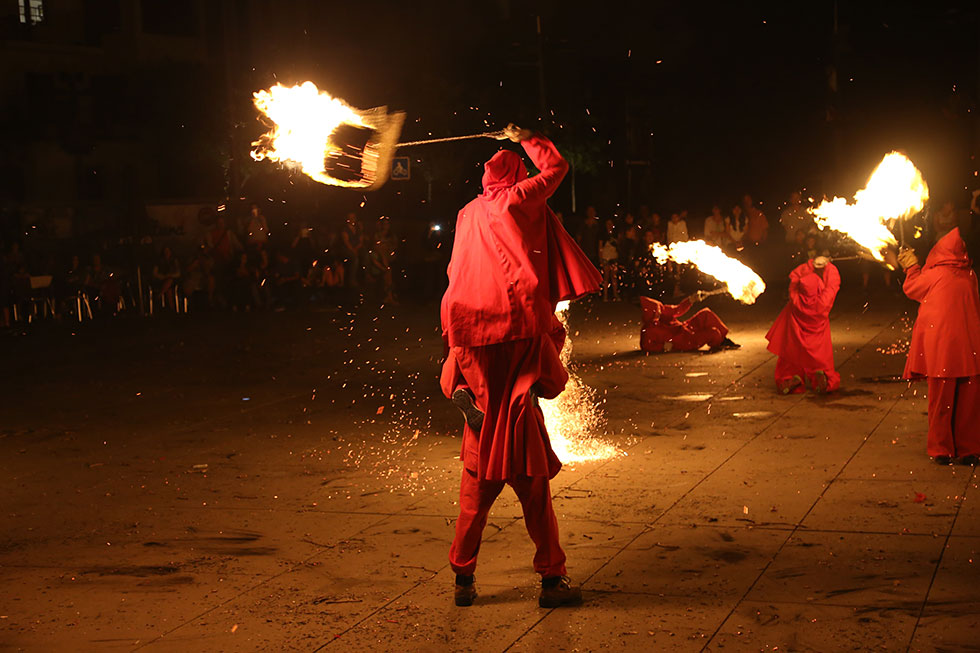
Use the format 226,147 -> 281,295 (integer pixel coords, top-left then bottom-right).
925,227 -> 971,270
482,149 -> 527,198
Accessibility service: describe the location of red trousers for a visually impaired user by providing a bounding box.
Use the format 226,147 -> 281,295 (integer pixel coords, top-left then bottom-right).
927,376 -> 980,457
449,469 -> 566,578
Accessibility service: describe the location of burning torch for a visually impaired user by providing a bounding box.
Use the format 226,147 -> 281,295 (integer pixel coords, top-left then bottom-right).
808,151 -> 929,269
251,81 -> 512,190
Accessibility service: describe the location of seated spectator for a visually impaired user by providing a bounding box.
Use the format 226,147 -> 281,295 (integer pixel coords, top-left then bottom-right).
272,250 -> 303,308
368,217 -> 397,303
228,252 -> 253,310
321,260 -> 345,288
618,225 -> 641,298
316,233 -> 345,291
647,212 -> 665,244
152,246 -> 181,308
743,194 -> 769,246
667,213 -> 689,244
634,230 -> 666,295
703,205 -> 729,247
85,254 -> 120,314
599,218 -> 620,301
790,230 -> 809,266
65,254 -> 87,294
291,220 -> 317,272
246,203 -> 270,251
205,215 -> 242,271
182,247 -> 215,310
780,191 -> 812,244
727,205 -> 746,249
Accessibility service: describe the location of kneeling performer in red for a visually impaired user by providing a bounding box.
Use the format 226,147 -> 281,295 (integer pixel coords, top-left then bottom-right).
440,124 -> 601,607
639,292 -> 739,353
765,256 -> 841,394
894,226 -> 980,465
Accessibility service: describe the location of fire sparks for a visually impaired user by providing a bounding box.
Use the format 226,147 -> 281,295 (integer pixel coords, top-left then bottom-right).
541,301 -> 620,463
650,240 -> 766,304
808,151 -> 929,261
251,82 -> 403,189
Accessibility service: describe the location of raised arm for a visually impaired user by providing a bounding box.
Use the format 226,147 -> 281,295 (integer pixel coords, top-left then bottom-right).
817,263 -> 840,312
664,297 -> 693,318
513,133 -> 569,203
901,264 -> 938,302
897,248 -> 936,302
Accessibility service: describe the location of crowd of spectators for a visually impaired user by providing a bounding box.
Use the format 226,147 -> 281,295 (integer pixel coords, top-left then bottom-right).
572,192 -> 835,301
0,204 -> 404,328
2,189 -> 884,330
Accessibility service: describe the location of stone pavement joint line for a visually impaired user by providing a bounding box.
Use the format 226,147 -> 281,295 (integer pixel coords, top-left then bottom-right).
905,466 -> 976,652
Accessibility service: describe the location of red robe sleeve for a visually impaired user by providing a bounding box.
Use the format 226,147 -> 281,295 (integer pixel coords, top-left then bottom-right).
514,135 -> 569,203
817,263 -> 841,313
901,264 -> 936,302
663,298 -> 692,320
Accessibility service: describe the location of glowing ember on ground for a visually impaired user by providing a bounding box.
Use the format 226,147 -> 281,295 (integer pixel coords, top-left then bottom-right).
541,301 -> 620,463
251,82 -> 369,186
650,240 -> 766,303
809,151 -> 929,261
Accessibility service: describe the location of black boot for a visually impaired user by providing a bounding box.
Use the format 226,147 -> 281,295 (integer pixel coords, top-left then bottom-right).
539,576 -> 583,608
451,389 -> 485,432
454,574 -> 477,606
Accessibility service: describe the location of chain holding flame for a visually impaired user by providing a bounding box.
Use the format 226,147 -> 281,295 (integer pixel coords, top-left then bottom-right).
650,240 -> 766,304
540,301 -> 620,463
809,152 -> 929,261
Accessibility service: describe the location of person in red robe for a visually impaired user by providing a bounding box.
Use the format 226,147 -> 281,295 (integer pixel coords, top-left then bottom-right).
440,124 -> 601,607
891,227 -> 980,465
765,257 -> 841,394
639,293 -> 738,353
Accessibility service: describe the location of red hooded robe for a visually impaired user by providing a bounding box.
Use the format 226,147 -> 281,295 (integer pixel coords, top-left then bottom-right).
440,134 -> 601,481
903,227 -> 980,379
766,260 -> 841,391
639,297 -> 728,352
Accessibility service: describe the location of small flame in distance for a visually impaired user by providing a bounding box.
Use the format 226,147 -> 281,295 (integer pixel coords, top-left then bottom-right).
650,240 -> 766,304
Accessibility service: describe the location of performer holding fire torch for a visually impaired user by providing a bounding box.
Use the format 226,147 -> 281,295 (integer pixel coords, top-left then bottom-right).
440,124 -> 601,607
639,292 -> 739,353
765,256 -> 841,394
888,224 -> 980,465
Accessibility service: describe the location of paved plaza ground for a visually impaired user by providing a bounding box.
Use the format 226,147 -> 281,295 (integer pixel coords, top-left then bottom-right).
1,289 -> 977,652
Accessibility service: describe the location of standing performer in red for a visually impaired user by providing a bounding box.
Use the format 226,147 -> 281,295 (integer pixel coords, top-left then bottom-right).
765,256 -> 841,394
893,227 -> 980,465
440,124 -> 601,607
639,293 -> 739,353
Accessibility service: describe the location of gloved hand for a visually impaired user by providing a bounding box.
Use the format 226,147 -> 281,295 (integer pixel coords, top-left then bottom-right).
897,248 -> 919,269
500,123 -> 532,143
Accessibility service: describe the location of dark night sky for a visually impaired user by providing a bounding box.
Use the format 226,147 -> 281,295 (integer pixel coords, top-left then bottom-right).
235,0 -> 978,221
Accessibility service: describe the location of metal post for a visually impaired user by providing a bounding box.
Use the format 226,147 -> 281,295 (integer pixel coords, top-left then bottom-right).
137,266 -> 145,316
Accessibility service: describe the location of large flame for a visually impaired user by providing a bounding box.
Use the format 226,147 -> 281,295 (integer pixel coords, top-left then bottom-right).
650,240 -> 766,304
808,151 -> 929,260
251,82 -> 368,187
540,301 -> 620,463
